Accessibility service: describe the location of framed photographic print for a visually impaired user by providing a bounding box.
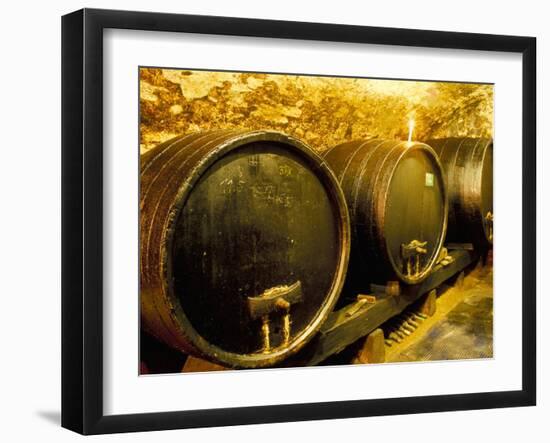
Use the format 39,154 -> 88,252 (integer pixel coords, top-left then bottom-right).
61,8 -> 536,435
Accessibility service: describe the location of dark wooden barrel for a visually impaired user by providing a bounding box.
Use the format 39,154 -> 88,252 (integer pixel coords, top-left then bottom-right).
140,129 -> 350,368
427,138 -> 493,248
323,139 -> 448,287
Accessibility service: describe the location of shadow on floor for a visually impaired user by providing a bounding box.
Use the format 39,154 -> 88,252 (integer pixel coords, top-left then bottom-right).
36,410 -> 61,426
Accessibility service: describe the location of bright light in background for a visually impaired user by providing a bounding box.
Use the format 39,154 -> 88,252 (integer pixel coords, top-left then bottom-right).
407,118 -> 415,147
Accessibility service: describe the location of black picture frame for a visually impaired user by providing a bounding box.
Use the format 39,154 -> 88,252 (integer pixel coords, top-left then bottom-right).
61,8 -> 537,435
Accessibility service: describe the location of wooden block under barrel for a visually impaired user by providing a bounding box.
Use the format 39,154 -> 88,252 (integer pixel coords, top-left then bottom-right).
182,356 -> 229,373
418,289 -> 437,317
353,328 -> 385,364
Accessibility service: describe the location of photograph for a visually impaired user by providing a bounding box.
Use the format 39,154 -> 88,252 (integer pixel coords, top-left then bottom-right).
138,67 -> 494,374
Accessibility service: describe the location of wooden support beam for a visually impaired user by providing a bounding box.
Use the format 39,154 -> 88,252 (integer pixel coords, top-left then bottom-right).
287,248 -> 477,367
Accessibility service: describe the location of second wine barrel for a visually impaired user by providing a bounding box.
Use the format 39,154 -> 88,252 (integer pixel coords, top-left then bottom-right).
323,139 -> 448,287
140,129 -> 350,368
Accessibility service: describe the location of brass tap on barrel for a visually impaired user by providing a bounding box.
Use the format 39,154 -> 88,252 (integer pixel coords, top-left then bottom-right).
247,281 -> 302,353
401,240 -> 428,278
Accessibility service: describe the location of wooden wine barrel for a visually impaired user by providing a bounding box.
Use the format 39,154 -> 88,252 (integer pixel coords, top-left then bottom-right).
140,130 -> 350,368
323,139 -> 448,287
427,138 -> 493,248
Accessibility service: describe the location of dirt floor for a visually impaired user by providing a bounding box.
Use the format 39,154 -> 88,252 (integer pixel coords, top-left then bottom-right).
384,264 -> 493,363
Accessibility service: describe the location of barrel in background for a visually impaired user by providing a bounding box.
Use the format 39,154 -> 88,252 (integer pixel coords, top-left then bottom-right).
323,139 -> 448,288
427,138 -> 493,248
140,130 -> 350,368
